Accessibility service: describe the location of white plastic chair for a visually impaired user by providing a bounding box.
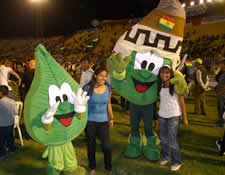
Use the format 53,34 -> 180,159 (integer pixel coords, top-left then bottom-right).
14,101 -> 24,146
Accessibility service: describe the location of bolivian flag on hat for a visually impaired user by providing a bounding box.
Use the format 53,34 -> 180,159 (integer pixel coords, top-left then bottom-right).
113,0 -> 186,69
158,15 -> 176,32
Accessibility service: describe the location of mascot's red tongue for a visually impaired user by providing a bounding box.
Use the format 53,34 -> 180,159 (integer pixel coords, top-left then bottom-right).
136,85 -> 148,93
58,117 -> 73,127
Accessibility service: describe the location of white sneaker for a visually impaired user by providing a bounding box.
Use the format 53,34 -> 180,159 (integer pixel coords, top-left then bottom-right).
171,164 -> 181,171
160,160 -> 169,165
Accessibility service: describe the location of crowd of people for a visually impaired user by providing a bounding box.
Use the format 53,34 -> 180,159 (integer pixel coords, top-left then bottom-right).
0,36 -> 63,59
0,53 -> 224,174
182,33 -> 225,60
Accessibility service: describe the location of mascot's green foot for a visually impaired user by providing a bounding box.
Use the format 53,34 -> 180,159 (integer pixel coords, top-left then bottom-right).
124,136 -> 142,158
143,136 -> 160,161
64,166 -> 87,175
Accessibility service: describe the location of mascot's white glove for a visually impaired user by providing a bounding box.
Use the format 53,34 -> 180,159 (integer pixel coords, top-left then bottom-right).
41,101 -> 60,125
72,88 -> 89,114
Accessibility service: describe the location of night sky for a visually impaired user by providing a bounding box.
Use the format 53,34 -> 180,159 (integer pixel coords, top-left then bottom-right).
0,0 -> 162,37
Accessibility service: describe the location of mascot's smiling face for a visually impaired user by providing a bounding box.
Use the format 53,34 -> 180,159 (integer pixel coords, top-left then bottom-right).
110,51 -> 171,105
24,44 -> 88,146
48,82 -> 75,127
129,51 -> 164,93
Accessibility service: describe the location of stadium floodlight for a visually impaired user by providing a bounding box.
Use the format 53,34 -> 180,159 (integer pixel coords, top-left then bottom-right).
200,0 -> 204,4
190,1 -> 195,6
30,0 -> 47,3
182,3 -> 186,7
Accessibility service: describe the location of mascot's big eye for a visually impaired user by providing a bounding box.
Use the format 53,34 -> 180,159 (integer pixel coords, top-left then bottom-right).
55,96 -> 61,103
48,82 -> 74,106
141,61 -> 148,69
49,85 -> 62,107
148,63 -> 155,71
134,51 -> 164,75
60,82 -> 74,104
63,94 -> 68,101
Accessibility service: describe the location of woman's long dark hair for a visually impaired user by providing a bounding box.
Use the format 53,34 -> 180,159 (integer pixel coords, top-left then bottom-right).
157,66 -> 175,96
84,66 -> 110,95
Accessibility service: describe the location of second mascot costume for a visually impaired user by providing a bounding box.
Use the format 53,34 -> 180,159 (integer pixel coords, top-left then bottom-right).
107,0 -> 188,160
24,45 -> 89,175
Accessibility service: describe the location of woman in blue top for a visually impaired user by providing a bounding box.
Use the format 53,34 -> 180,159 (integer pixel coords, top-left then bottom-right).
83,67 -> 114,175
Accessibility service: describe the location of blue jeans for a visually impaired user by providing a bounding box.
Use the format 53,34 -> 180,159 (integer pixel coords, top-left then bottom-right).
158,116 -> 181,165
129,103 -> 154,138
216,93 -> 225,124
0,125 -> 17,157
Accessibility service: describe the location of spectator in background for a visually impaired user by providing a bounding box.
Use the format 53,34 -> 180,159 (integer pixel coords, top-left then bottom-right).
0,59 -> 21,100
120,96 -> 129,112
22,60 -> 35,101
216,130 -> 225,156
180,61 -> 195,96
215,55 -> 225,152
216,109 -> 225,155
192,58 -> 210,115
80,57 -> 94,88
181,61 -> 194,85
16,62 -> 26,102
21,60 -> 35,140
214,56 -> 225,128
0,85 -> 18,160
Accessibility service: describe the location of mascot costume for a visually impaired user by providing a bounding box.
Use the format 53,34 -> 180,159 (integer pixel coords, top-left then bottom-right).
24,44 -> 89,175
107,0 -> 188,160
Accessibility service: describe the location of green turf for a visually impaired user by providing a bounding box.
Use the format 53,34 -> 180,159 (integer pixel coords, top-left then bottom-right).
0,90 -> 224,175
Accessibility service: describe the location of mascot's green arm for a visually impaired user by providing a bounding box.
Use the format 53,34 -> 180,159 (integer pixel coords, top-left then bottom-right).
111,70 -> 126,80
107,53 -> 131,80
170,71 -> 189,95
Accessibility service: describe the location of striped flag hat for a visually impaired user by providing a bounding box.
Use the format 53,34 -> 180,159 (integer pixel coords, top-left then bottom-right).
113,0 -> 186,69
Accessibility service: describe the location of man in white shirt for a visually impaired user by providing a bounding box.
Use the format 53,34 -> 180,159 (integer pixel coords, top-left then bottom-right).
79,57 -> 94,88
0,59 -> 21,99
0,85 -> 18,160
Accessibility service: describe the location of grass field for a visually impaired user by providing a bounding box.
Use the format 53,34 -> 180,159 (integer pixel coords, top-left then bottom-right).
0,90 -> 224,175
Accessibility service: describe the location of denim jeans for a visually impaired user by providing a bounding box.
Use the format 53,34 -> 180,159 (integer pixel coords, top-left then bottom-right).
216,93 -> 225,124
120,96 -> 129,110
129,102 -> 154,138
0,125 -> 17,157
86,121 -> 112,171
158,116 -> 181,165
221,131 -> 225,153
